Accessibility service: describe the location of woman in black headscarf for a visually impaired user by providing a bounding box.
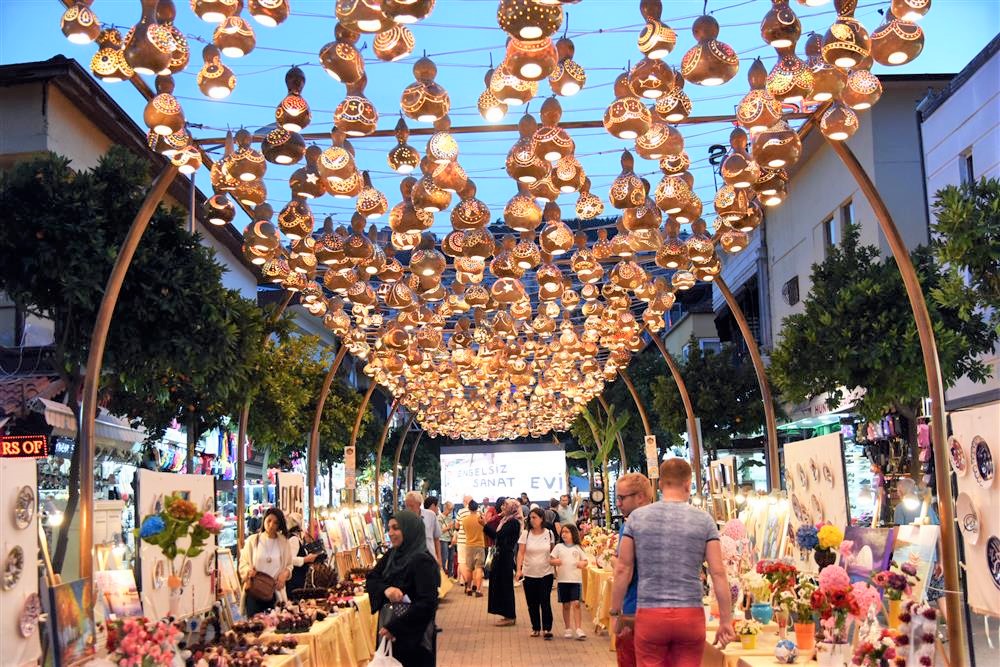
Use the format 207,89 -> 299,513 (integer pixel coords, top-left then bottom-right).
483,498 -> 520,625
366,510 -> 440,667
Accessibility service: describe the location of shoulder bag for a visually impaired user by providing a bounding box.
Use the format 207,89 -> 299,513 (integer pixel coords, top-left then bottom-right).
378,602 -> 435,654
246,535 -> 278,601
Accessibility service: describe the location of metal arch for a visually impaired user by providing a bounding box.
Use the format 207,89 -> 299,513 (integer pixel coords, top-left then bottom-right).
714,275 -> 781,491
618,367 -> 655,466
346,382 -> 379,504
406,429 -> 427,491
371,398 -> 402,506
306,344 -> 349,523
390,415 -> 417,509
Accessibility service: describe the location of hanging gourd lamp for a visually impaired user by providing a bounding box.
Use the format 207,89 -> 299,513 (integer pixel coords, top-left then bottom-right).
653,172 -> 691,215
609,150 -> 646,209
61,1 -> 100,45
410,232 -> 447,277
507,36 -> 558,82
840,68 -> 882,110
213,3 -> 256,58
427,115 -> 459,164
655,220 -> 687,269
569,233 -> 601,284
767,44 -> 814,104
211,131 -> 238,192
575,178 -> 604,219
622,189 -> 661,231
374,24 -> 415,62
197,45 -> 236,99
278,197 -> 315,241
204,193 -> 236,226
719,227 -> 749,254
533,97 -> 574,162
155,0 -> 189,74
357,172 -> 389,219
171,145 -> 202,175
498,0 -> 562,40
681,13 -> 739,86
871,10 -> 924,65
317,130 -> 356,184
290,145 -> 327,199
506,112 -> 549,184
637,0 -> 677,59
451,182 -> 491,230
819,101 -> 859,141
549,36 -> 586,96
382,0 -> 435,25
228,128 -> 266,182
387,118 -> 420,174
275,66 -> 311,131
123,0 -> 175,76
248,0 -> 289,26
335,74 -> 379,137
320,23 -> 365,84
693,257 -> 721,281
345,213 -> 376,264
337,0 -> 392,33
192,0 -> 238,23
804,32 -> 845,102
551,155 -> 586,193
737,58 -> 782,132
752,169 -> 787,207
636,119 -> 683,161
720,128 -> 760,189
490,61 -> 538,106
538,203 -> 574,256
512,232 -> 542,271
671,267 -> 696,291
604,73 -> 651,140
891,0 -> 930,22
149,128 -> 189,159
673,179 -> 703,224
261,127 -> 305,165
630,57 -> 674,100
504,184 -> 543,232
144,75 -> 185,136
246,204 -> 280,252
326,168 -> 363,199
441,230 -> 465,259
401,56 -> 451,123
412,157 -> 453,212
714,185 -> 754,224
761,0 -> 801,48
822,0 -> 870,69
91,28 -> 134,82
389,177 -> 434,233
432,158 -> 469,194
315,217 -> 342,266
752,120 -> 801,169
235,179 -> 267,208
654,69 -> 692,123
463,227 -> 497,262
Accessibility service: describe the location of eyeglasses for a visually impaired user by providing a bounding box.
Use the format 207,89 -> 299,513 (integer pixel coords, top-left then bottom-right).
616,492 -> 638,503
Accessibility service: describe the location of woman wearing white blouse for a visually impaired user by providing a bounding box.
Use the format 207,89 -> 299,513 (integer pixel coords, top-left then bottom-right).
285,513 -> 320,598
239,507 -> 294,616
515,508 -> 556,639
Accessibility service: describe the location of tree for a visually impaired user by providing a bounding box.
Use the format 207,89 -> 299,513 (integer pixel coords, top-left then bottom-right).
771,224 -> 997,431
0,148 -> 264,571
649,337 -> 777,460
598,349 -> 673,469
929,177 -> 1000,336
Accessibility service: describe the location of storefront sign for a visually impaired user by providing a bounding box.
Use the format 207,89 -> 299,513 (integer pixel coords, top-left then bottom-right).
276,472 -> 304,517
1,434 -> 49,458
344,446 -> 356,490
644,435 -> 658,479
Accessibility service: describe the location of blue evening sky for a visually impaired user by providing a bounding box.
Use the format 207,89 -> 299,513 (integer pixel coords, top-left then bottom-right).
2,0 -> 997,236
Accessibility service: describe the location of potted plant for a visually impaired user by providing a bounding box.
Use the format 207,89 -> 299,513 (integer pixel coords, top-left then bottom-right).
735,618 -> 763,650
742,571 -> 774,625
778,574 -> 818,653
871,556 -> 921,629
811,565 -> 858,666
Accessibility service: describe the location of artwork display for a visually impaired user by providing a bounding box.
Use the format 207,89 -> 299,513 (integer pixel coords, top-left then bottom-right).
892,525 -> 940,602
842,526 -> 897,583
759,499 -> 789,560
94,569 -> 143,619
1,457 -> 43,665
782,433 -> 850,533
47,578 -> 97,667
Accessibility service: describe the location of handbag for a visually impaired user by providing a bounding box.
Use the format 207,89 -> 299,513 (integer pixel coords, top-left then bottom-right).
378,602 -> 435,654
369,637 -> 403,667
484,546 -> 497,573
304,539 -> 327,563
247,571 -> 277,601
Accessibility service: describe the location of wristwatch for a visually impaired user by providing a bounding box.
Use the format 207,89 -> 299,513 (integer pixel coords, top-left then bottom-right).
609,609 -> 621,617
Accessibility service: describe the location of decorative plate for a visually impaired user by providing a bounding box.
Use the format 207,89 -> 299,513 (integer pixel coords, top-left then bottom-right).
956,492 -> 980,546
786,475 -> 795,493
202,496 -> 214,513
153,559 -> 166,589
948,437 -> 967,477
13,485 -> 35,530
3,546 -> 24,591
797,464 -> 809,490
19,593 -> 41,638
205,554 -> 216,577
181,559 -> 193,586
822,464 -> 834,488
791,494 -> 810,524
971,436 -> 994,488
811,494 -> 825,523
988,536 -> 1000,591
809,458 -> 820,482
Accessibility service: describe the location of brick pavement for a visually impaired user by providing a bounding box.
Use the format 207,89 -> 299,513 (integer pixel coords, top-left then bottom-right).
435,580 -> 617,667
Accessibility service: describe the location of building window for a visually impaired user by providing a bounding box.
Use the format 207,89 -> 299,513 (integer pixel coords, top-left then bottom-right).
822,216 -> 836,255
960,150 -> 974,184
0,292 -> 19,347
682,338 -> 722,361
840,200 -> 855,232
782,276 -> 800,306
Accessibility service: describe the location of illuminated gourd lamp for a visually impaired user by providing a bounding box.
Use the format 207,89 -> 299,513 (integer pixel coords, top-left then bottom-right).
213,5 -> 256,58
533,97 -> 574,162
820,101 -> 859,141
490,60 -> 538,107
61,0 -> 100,45
671,267 -> 697,291
549,36 -> 586,96
604,73 -> 651,140
336,0 -> 392,33
891,0 -> 931,22
401,56 -> 451,123
822,0 -> 870,69
345,213 -> 376,265
840,68 -> 882,110
672,174 -> 703,224
506,112 -> 549,184
335,74 -> 379,137
575,179 -> 604,219
804,32 -> 845,102
451,181 -> 491,230
506,36 -> 558,82
654,69 -> 692,123
387,118 -> 420,174
197,45 -> 236,99
752,169 -> 788,207
357,172 -> 389,219
234,179 -> 267,208
513,232 -> 542,271
636,118 -> 683,161
551,155 -> 585,194
714,185 -> 753,225
374,24 -> 415,62
123,0 -> 175,76
228,128 -> 266,182
504,184 -> 543,232
752,120 -> 801,169
171,145 -> 203,175
737,58 -> 782,132
204,193 -> 236,226
630,57 -> 674,100
655,220 -> 688,269
326,168 -> 363,199
609,150 -> 646,209
143,75 -> 185,136
539,202 -> 574,256
275,66 -> 311,132
637,0 -> 677,59
278,197 -> 315,241
245,204 -> 280,253
767,43 -> 814,105
320,23 -> 365,84
760,0 -> 801,49
463,226 -> 497,262
693,257 -> 721,282
410,232 -> 448,278
248,0 -> 289,26
433,158 -> 469,194
156,0 -> 189,74
389,177 -> 432,234
427,115 -> 459,164
870,10 -> 924,66
720,228 -> 750,254
680,13 -> 739,86
317,130 -> 357,185
653,172 -> 692,216
192,0 -> 239,23
720,128 -> 760,189
411,157 -> 452,212
91,29 -> 134,83
290,145 -> 327,199
382,0 -> 436,25
441,230 -> 465,260
498,0 -> 563,40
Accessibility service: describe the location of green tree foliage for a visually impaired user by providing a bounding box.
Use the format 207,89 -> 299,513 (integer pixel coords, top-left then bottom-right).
929,177 -> 1000,336
649,337 -> 776,458
771,224 -> 997,426
0,148 -> 263,570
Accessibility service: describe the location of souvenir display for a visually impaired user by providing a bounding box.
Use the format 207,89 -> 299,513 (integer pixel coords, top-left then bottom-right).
13,485 -> 35,530
956,492 -> 980,546
153,559 -> 166,589
19,592 -> 41,638
971,435 -> 994,488
783,434 -> 849,552
810,494 -> 825,523
949,436 -> 968,476
797,463 -> 809,490
3,545 -> 24,591
791,493 -> 809,524
988,535 -> 1000,591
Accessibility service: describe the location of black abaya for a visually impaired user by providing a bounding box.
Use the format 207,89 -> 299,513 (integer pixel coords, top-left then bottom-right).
483,519 -> 520,619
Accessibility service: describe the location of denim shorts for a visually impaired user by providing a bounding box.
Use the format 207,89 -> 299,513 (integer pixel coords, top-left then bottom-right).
557,582 -> 582,603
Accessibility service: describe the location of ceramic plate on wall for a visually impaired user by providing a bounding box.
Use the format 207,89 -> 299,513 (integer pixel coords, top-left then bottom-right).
797,464 -> 809,490
823,464 -> 834,488
811,494 -> 825,523
792,494 -> 810,524
3,546 -> 23,591
810,458 -> 820,482
949,437 -> 968,477
13,486 -> 34,530
153,559 -> 166,589
956,492 -> 980,546
987,536 -> 1000,591
19,593 -> 40,638
972,436 -> 995,488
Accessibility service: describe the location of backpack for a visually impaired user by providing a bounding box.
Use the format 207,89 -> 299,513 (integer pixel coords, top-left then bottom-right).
543,508 -> 558,531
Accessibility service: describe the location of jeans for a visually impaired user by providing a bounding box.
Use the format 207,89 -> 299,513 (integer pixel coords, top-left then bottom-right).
440,541 -> 452,575
634,607 -> 706,667
522,574 -> 554,632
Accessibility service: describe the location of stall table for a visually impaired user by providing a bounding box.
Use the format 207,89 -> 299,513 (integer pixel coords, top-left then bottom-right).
702,631 -> 783,667
264,644 -> 312,667
262,595 -> 375,667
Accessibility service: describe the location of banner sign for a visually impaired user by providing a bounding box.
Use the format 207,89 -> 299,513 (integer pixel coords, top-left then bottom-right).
644,435 -> 658,479
1,434 -> 49,458
276,472 -> 305,517
440,443 -> 566,503
344,446 -> 356,490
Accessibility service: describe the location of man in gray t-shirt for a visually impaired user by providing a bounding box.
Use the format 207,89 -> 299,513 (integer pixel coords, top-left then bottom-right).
610,459 -> 735,666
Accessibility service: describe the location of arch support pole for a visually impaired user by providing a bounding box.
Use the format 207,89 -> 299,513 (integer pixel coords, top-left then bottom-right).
372,399 -> 402,506
307,345 -> 348,523
828,138 -> 966,667
345,382 -> 378,506
391,415 -> 416,510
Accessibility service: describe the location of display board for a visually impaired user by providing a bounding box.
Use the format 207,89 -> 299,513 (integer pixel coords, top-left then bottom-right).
783,432 -> 850,530
276,471 -> 305,518
949,404 -> 999,617
439,442 -> 566,504
1,457 -> 43,666
135,469 -> 216,619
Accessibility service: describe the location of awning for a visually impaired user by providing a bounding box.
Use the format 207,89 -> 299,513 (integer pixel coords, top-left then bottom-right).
26,397 -> 146,448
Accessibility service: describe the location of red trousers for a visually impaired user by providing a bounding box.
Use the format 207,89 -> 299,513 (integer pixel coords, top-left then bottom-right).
633,607 -> 706,667
615,616 -> 637,667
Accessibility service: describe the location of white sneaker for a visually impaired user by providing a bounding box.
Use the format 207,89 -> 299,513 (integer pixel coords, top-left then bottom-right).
563,629 -> 573,639
575,629 -> 586,640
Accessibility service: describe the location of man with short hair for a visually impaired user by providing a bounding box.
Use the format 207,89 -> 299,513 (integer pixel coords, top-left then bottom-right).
405,491 -> 441,564
460,500 -> 486,597
611,473 -> 653,667
544,498 -> 560,533
519,492 -> 530,517
557,492 -> 580,527
453,495 -> 473,584
610,459 -> 736,667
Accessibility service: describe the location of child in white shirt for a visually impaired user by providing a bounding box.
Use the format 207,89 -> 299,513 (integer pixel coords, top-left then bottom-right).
550,523 -> 588,639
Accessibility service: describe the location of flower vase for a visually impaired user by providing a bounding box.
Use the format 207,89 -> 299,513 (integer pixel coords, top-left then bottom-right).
774,609 -> 789,639
887,598 -> 902,629
750,602 -> 774,625
709,596 -> 720,619
740,634 -> 758,650
814,548 -> 836,570
793,621 -> 816,653
167,574 -> 182,618
815,641 -> 849,667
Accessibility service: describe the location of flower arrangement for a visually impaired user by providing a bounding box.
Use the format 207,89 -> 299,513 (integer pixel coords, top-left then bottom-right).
103,617 -> 182,667
795,525 -> 819,551
735,618 -> 763,636
777,574 -> 818,621
817,524 -> 845,551
742,571 -> 772,602
811,565 -> 860,644
851,621 -> 898,666
581,525 -> 617,569
891,601 -> 937,667
139,494 -> 223,597
851,581 -> 883,620
871,558 -> 920,601
756,559 -> 798,595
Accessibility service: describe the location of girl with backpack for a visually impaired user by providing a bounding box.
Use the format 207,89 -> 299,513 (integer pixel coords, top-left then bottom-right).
515,508 -> 556,639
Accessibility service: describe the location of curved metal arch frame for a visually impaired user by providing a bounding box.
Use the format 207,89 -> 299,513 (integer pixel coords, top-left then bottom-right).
371,398 -> 402,504
389,415 -> 417,509
306,344 -> 349,523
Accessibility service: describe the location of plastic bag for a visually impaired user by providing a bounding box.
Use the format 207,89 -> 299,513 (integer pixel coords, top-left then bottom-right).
369,637 -> 403,667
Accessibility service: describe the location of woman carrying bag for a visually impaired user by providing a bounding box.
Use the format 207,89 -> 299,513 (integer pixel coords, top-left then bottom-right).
239,507 -> 293,616
285,513 -> 320,597
483,499 -> 521,627
366,510 -> 441,667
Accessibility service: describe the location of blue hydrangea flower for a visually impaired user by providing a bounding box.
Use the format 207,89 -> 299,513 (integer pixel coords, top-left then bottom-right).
796,525 -> 819,551
140,514 -> 165,539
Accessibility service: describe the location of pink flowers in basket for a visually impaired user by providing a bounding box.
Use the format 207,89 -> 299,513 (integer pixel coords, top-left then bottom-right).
104,617 -> 182,667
